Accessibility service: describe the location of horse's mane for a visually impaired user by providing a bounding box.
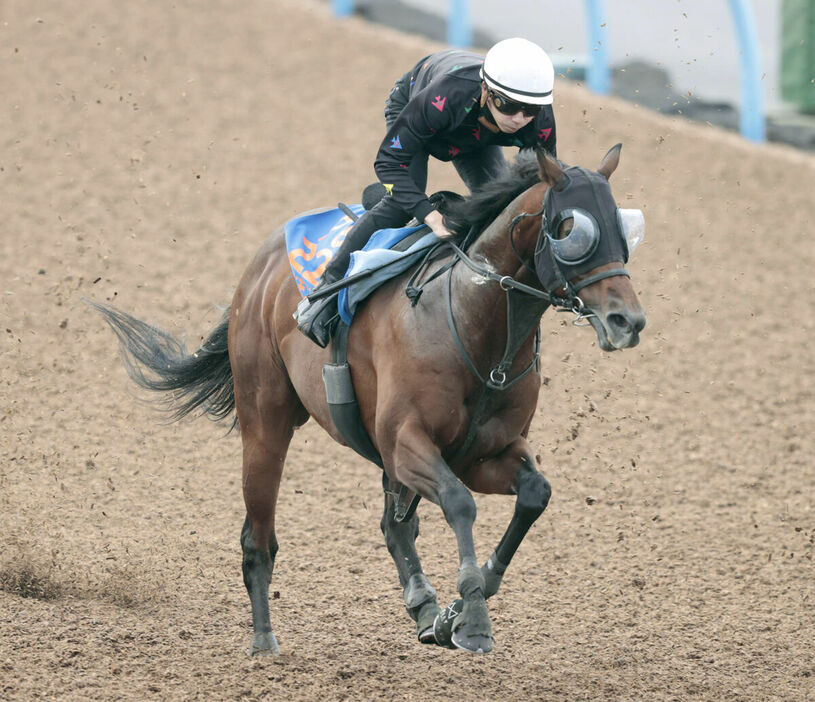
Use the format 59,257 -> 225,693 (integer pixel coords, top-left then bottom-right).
439,149 -> 543,237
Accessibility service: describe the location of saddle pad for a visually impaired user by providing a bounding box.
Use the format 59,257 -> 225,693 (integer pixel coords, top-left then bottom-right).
285,204 -> 366,296
284,205 -> 437,323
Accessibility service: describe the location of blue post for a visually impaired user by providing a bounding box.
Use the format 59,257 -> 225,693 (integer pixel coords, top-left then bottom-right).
584,0 -> 610,95
728,0 -> 765,142
448,0 -> 472,47
332,0 -> 353,17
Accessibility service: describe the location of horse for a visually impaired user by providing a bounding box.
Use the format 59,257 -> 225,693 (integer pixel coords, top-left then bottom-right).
91,145 -> 646,656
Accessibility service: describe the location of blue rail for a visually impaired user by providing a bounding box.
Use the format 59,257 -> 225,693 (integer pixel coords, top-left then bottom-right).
331,0 -> 353,16
447,0 -> 472,47
728,0 -> 765,142
585,0 -> 610,95
331,0 -> 472,45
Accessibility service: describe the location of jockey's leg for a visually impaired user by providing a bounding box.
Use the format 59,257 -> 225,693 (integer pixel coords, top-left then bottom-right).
294,158 -> 427,346
321,208 -> 385,283
322,152 -> 428,281
452,145 -> 506,192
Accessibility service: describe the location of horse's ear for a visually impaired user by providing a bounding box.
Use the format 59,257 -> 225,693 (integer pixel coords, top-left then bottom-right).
536,146 -> 564,186
597,143 -> 622,180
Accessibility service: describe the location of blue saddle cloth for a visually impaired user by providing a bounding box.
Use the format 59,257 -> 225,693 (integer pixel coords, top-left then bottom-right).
284,205 -> 438,326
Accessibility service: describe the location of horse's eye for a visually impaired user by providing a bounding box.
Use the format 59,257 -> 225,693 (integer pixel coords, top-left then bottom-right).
555,217 -> 574,240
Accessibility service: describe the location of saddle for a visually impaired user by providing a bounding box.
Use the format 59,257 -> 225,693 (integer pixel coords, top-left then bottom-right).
285,188 -> 463,316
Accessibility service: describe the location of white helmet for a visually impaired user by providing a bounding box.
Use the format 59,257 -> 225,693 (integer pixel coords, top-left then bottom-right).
480,37 -> 554,105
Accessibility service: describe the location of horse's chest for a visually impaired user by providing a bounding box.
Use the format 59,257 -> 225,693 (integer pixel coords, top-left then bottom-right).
468,389 -> 535,450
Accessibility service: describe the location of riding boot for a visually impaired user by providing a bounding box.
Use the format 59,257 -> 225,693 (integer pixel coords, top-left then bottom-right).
294,211 -> 382,347
293,268 -> 342,348
324,210 -> 382,281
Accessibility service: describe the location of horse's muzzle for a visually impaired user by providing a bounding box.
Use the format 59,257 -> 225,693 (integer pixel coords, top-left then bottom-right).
589,306 -> 646,350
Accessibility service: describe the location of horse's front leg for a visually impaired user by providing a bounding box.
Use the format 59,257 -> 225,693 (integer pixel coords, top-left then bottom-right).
391,424 -> 493,653
379,473 -> 440,643
464,440 -> 552,599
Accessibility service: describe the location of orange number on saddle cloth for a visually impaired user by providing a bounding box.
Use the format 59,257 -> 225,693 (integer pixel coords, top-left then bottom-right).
287,216 -> 354,292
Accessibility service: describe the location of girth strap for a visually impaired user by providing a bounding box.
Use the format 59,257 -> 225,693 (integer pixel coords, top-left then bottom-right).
323,323 -> 420,522
323,323 -> 382,467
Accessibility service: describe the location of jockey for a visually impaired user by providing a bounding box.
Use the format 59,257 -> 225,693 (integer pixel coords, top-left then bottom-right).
296,37 -> 558,346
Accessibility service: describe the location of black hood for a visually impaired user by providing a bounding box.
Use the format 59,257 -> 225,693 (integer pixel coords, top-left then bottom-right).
534,167 -> 629,295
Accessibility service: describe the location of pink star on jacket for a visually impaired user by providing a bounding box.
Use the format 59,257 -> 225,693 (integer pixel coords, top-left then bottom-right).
448,146 -> 460,158
539,127 -> 552,141
432,95 -> 446,112
472,126 -> 481,141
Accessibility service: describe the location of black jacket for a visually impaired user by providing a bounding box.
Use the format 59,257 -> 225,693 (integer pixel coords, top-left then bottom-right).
374,49 -> 557,221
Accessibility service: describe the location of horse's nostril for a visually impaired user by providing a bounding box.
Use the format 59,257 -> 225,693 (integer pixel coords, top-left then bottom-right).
608,313 -> 631,334
608,311 -> 646,336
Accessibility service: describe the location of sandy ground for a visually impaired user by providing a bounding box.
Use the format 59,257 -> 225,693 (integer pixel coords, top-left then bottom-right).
1,1 -> 814,700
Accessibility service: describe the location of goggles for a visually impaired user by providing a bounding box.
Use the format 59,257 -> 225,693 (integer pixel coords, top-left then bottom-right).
488,89 -> 541,118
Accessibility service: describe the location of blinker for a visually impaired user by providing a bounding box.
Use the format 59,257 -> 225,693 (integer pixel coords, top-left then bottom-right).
617,208 -> 645,256
534,166 -> 644,297
549,208 -> 600,265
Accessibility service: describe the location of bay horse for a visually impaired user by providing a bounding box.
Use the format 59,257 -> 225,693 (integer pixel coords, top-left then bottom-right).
92,145 -> 645,655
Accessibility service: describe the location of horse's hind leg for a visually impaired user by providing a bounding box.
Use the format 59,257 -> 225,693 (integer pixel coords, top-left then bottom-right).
380,474 -> 440,643
240,510 -> 280,656
239,414 -> 296,657
235,352 -> 304,657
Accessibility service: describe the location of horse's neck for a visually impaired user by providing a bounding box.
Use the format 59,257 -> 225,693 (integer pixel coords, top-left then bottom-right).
450,189 -> 548,360
466,189 -> 543,282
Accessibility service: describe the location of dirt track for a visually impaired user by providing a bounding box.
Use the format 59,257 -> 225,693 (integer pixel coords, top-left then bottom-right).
2,1 -> 814,700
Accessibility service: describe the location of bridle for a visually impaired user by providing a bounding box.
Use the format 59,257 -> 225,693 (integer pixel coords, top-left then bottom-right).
402,179 -> 635,465
465,181 -> 632,323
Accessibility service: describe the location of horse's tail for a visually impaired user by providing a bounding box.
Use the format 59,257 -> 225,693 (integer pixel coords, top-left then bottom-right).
88,301 -> 236,429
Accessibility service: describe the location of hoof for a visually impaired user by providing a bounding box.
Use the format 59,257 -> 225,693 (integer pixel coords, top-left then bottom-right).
431,599 -> 463,649
442,597 -> 493,653
249,631 -> 281,657
451,629 -> 493,654
417,624 -> 436,644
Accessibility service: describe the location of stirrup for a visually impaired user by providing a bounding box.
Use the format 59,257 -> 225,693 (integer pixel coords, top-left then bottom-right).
294,292 -> 339,348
